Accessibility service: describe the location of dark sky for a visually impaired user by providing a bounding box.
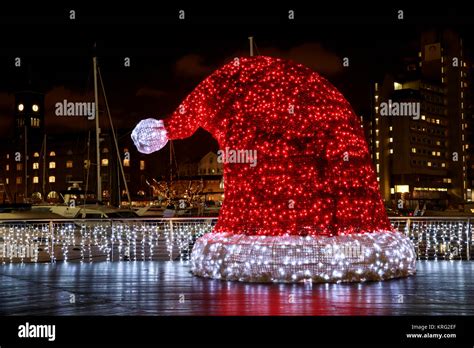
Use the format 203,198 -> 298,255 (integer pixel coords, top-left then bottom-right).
0,4 -> 472,161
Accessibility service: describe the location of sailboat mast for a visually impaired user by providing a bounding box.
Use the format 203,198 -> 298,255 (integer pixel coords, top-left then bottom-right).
42,134 -> 46,198
169,141 -> 173,184
84,131 -> 91,205
93,56 -> 102,202
24,124 -> 28,199
97,67 -> 132,207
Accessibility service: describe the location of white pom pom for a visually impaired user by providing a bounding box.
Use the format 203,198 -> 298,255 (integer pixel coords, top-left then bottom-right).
131,118 -> 168,154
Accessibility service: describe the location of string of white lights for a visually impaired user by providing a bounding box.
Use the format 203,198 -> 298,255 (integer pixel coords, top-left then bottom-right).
191,231 -> 417,283
0,219 -> 471,266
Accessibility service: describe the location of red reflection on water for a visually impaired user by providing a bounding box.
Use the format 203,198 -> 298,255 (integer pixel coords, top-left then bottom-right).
192,276 -> 404,316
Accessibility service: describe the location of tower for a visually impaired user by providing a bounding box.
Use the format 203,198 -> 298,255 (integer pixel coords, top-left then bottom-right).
13,91 -> 45,200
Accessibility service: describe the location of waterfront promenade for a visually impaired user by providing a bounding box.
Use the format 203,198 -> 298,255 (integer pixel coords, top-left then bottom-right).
0,261 -> 473,315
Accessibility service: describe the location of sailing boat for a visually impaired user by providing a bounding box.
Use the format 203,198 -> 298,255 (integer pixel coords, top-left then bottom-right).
49,54 -> 148,219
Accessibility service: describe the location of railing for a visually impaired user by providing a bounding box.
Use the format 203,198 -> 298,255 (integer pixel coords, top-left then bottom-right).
0,217 -> 472,263
390,217 -> 472,261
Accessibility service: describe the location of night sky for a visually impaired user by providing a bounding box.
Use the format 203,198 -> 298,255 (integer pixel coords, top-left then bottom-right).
0,4 -> 472,162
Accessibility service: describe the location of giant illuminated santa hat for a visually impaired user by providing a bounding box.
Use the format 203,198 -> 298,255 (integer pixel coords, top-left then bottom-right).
132,56 -> 416,283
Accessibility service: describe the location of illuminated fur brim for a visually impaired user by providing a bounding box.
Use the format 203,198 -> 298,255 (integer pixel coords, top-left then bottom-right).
191,231 -> 416,283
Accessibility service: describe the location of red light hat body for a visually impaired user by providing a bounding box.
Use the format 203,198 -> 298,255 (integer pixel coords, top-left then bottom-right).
164,56 -> 390,237
132,56 -> 416,282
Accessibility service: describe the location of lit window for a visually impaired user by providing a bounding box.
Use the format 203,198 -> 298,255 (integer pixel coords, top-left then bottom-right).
33,176 -> 39,184
394,82 -> 403,90
47,191 -> 59,201
421,115 -> 426,120
411,148 -> 416,153
101,159 -> 109,166
389,149 -> 393,154
18,104 -> 24,111
16,163 -> 23,171
389,137 -> 393,143
6,164 -> 9,171
432,151 -> 436,156
33,162 -> 39,170
123,159 -> 130,167
30,118 -> 40,127
389,126 -> 393,132
33,152 -> 40,157
49,176 -> 55,183
395,185 -> 409,193
140,160 -> 145,170
66,160 -> 73,168
49,162 -> 56,169
427,162 -> 432,167
437,152 -> 441,156
49,151 -> 56,157
16,177 -> 22,184
5,178 -> 9,184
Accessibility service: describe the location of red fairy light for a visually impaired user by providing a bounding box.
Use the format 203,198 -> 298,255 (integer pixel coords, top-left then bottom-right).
160,56 -> 391,237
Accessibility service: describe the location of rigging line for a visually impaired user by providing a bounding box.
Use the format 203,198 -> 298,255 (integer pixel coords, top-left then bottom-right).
97,66 -> 132,207
171,139 -> 179,180
84,130 -> 91,209
253,40 -> 261,56
118,130 -> 133,140
79,65 -> 94,132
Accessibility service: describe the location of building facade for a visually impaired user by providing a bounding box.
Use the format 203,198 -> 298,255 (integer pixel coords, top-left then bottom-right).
0,91 -> 156,204
368,30 -> 473,209
0,92 -> 225,206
